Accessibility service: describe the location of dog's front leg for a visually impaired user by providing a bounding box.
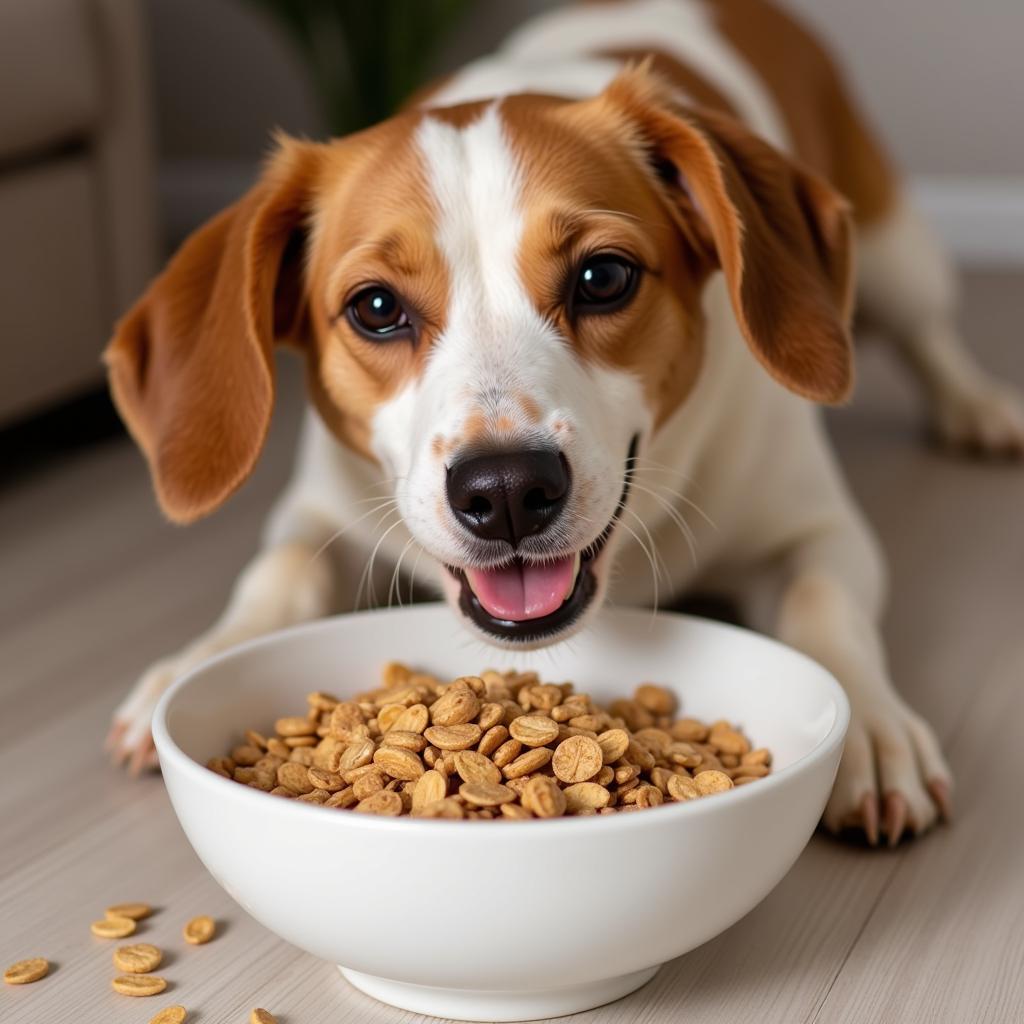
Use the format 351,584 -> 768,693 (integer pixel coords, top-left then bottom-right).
107,536 -> 336,773
758,563 -> 953,845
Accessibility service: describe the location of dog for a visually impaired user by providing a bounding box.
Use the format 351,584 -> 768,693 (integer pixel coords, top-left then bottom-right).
104,0 -> 1024,843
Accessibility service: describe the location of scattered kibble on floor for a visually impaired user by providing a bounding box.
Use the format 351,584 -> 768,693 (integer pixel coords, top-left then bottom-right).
106,901 -> 153,921
112,973 -> 168,996
3,957 -> 49,985
183,915 -> 216,945
148,1006 -> 188,1024
90,916 -> 136,939
113,943 -> 163,973
8,899 -> 274,1021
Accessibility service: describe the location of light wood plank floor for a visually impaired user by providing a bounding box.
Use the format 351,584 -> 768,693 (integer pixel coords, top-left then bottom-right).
2,272 -> 1022,1024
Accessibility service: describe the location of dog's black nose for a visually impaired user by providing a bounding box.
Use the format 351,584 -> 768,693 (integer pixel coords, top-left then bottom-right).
446,450 -> 570,546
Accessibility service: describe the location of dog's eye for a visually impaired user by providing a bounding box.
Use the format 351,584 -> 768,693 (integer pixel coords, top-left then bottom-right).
347,286 -> 410,338
574,255 -> 638,313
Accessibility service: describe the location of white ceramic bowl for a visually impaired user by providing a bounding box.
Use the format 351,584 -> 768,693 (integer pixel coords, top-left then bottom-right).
153,604 -> 848,1022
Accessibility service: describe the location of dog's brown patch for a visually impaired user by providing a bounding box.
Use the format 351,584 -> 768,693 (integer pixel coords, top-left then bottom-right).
462,409 -> 490,444
597,48 -> 739,119
500,92 -> 708,427
304,114 -> 451,459
515,392 -> 543,423
599,67 -> 855,404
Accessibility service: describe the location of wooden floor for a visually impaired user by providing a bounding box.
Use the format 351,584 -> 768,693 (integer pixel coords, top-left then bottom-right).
2,272 -> 1023,1024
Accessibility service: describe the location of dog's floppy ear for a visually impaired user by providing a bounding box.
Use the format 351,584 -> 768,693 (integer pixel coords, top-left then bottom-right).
602,67 -> 855,404
105,137 -> 322,523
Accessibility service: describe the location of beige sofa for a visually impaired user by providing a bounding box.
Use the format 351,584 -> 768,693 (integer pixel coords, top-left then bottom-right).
0,0 -> 157,426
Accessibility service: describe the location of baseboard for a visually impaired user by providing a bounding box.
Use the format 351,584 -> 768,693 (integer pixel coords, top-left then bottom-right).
159,159 -> 1024,267
911,176 -> 1024,267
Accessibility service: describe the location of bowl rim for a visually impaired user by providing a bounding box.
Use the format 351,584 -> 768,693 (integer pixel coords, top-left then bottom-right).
152,604 -> 850,835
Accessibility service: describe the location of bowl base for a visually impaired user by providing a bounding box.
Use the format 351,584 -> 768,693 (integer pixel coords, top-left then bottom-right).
338,963 -> 661,1021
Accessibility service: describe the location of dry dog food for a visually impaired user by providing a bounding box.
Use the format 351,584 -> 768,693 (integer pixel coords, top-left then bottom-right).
183,916 -> 216,945
3,957 -> 49,985
106,902 -> 152,921
150,1009 -> 188,1024
91,916 -> 137,939
113,943 -> 163,974
210,664 -> 772,818
251,1011 -> 278,1024
111,973 -> 168,996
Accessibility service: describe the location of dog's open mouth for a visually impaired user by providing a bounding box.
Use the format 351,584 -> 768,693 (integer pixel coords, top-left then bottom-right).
447,438 -> 636,642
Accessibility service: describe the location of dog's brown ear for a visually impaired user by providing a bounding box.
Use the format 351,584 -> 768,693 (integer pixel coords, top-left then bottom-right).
104,138 -> 322,523
602,67 -> 855,404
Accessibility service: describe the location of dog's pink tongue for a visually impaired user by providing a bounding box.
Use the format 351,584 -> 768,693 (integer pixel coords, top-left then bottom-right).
465,556 -> 576,622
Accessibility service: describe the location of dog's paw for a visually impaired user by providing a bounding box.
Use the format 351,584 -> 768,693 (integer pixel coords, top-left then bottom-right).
106,656 -> 185,775
931,380 -> 1024,458
822,697 -> 952,846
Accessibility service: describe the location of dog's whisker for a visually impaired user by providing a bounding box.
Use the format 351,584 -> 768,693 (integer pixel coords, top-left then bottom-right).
340,475 -> 405,505
346,492 -> 400,506
627,455 -> 696,481
613,514 -> 662,616
367,509 -> 407,609
628,457 -> 715,502
626,472 -> 717,531
354,508 -> 405,611
621,504 -> 668,582
351,508 -> 397,612
307,498 -> 399,567
621,506 -> 670,628
627,478 -> 702,538
408,543 -> 429,605
358,519 -> 403,612
626,481 -> 701,568
565,504 -> 662,620
622,504 -> 670,591
388,536 -> 420,609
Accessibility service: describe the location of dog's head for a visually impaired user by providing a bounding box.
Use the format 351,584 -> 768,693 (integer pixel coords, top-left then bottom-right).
107,67 -> 853,648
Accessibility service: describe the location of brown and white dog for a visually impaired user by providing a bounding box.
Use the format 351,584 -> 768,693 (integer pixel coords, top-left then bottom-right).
105,0 -> 1023,843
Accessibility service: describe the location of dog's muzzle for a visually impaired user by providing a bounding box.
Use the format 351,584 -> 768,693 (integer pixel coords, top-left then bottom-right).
445,437 -> 637,643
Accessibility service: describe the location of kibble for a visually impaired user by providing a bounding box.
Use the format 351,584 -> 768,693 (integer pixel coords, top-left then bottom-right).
250,1011 -> 277,1024
182,916 -> 216,945
210,666 -> 771,818
551,735 -> 604,784
106,902 -> 152,921
113,943 -> 163,973
355,790 -> 403,815
459,781 -> 515,806
112,974 -> 168,997
91,916 -> 136,939
508,715 -> 560,747
694,769 -> 734,795
4,957 -> 49,985
150,1009 -> 188,1024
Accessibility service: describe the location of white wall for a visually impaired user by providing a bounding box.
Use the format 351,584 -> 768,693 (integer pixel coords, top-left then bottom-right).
784,0 -> 1024,263
785,0 -> 1024,178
